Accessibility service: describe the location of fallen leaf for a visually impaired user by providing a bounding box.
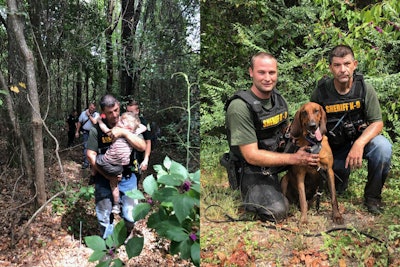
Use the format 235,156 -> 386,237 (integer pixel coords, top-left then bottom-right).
339,258 -> 347,267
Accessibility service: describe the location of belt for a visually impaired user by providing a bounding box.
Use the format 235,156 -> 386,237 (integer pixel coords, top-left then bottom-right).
243,164 -> 274,176
243,163 -> 288,177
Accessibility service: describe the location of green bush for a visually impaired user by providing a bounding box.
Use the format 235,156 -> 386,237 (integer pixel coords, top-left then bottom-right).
85,156 -> 200,266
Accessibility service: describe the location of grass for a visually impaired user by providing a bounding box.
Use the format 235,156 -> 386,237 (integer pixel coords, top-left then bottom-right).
200,158 -> 400,266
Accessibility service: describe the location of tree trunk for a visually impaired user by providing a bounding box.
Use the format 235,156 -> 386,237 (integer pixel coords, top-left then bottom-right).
120,0 -> 134,96
0,71 -> 34,189
76,65 -> 83,110
106,0 -> 117,93
8,0 -> 47,206
120,0 -> 143,96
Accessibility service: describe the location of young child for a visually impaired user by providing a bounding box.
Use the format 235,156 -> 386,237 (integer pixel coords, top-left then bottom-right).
94,112 -> 147,214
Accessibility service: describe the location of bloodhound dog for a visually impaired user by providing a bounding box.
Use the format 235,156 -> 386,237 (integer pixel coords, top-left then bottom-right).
281,102 -> 344,224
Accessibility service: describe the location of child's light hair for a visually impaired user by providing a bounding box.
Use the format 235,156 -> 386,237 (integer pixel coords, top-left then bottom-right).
118,112 -> 140,132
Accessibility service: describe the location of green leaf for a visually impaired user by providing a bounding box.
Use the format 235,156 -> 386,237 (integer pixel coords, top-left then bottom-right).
149,217 -> 180,237
132,203 -> 151,221
143,175 -> 158,196
125,237 -> 144,258
111,258 -> 124,267
163,156 -> 172,169
166,226 -> 189,242
153,187 -> 178,202
147,208 -> 168,229
84,235 -> 106,251
190,170 -> 200,183
88,249 -> 106,262
190,183 -> 200,193
157,174 -> 182,186
111,220 -> 127,247
95,258 -> 111,266
170,239 -> 191,259
153,164 -> 166,174
169,160 -> 189,180
172,195 -> 197,223
191,242 -> 200,267
125,189 -> 145,200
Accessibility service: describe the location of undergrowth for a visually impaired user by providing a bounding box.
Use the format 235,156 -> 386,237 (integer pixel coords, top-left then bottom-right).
200,154 -> 400,266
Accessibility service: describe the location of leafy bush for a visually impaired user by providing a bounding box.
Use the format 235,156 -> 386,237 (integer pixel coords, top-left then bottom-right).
85,156 -> 200,266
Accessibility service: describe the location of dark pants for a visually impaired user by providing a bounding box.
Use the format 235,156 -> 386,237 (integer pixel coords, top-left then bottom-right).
240,165 -> 289,222
332,135 -> 392,202
67,130 -> 75,147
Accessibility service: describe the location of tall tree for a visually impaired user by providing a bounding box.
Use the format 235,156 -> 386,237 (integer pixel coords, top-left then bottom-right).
120,0 -> 143,96
105,0 -> 118,92
7,0 -> 46,205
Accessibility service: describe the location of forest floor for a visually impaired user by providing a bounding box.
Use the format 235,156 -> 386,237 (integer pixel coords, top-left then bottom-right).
0,141 -> 194,267
200,167 -> 400,267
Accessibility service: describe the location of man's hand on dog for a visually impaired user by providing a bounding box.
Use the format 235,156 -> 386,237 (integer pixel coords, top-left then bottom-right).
294,147 -> 320,166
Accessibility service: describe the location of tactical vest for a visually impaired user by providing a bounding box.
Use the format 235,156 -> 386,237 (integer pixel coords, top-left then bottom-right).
95,123 -> 113,155
225,89 -> 288,154
316,73 -> 367,146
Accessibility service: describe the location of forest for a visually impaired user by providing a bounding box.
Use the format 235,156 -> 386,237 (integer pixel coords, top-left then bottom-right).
201,0 -> 400,266
1,0 -> 199,266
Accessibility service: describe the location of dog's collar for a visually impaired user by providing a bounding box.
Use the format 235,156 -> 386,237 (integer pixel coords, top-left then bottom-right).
305,134 -> 322,154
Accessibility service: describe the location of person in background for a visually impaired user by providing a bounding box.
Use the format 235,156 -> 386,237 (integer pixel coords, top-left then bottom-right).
76,102 -> 100,169
126,99 -> 152,179
66,109 -> 78,147
86,94 -> 146,238
310,44 -> 392,214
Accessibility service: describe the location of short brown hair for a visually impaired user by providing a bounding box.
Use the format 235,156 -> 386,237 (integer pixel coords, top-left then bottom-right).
329,45 -> 354,64
250,52 -> 277,69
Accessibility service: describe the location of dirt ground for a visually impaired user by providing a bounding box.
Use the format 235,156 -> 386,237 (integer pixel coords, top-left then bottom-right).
0,144 -> 194,267
200,176 -> 400,267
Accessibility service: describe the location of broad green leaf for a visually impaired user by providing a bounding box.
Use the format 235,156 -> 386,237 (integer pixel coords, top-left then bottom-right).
170,239 -> 191,259
152,187 -> 178,202
156,221 -> 180,237
143,175 -> 158,196
157,174 -> 182,186
147,208 -> 168,229
88,249 -> 106,262
95,257 -> 111,267
169,160 -> 189,180
190,183 -> 200,193
111,220 -> 127,247
190,170 -> 200,183
112,258 -> 124,267
163,156 -> 172,169
84,235 -> 106,251
166,226 -> 188,242
125,189 -> 145,200
172,195 -> 197,223
153,164 -> 168,175
132,203 -> 151,221
125,237 -> 144,258
191,242 -> 200,267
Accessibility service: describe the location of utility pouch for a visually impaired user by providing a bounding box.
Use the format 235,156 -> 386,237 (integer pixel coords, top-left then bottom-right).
220,152 -> 241,190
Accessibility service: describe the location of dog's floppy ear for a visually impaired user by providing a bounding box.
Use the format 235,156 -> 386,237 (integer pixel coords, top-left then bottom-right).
319,105 -> 327,135
290,110 -> 302,138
